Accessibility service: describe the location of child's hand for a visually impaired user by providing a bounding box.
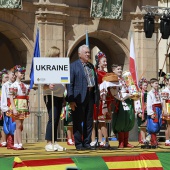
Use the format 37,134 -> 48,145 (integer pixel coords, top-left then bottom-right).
49,84 -> 55,90
151,114 -> 155,119
138,113 -> 142,118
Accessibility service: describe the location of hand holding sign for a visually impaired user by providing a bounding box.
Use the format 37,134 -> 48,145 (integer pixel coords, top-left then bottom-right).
49,84 -> 55,90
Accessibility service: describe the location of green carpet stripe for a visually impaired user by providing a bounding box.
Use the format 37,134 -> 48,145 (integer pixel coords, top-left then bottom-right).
156,152 -> 170,170
0,157 -> 14,170
72,156 -> 108,170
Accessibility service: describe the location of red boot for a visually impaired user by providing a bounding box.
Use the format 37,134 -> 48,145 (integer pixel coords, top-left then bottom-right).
7,134 -> 14,149
124,132 -> 134,148
118,132 -> 124,148
151,133 -> 157,146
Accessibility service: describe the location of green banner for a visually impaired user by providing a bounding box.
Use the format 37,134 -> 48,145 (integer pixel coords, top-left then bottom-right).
0,0 -> 22,9
90,0 -> 123,20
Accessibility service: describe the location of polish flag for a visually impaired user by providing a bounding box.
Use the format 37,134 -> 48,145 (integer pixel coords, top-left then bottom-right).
129,36 -> 138,87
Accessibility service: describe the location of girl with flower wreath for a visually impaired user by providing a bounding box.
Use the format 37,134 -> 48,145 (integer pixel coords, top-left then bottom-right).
7,65 -> 30,150
91,51 -> 112,148
135,77 -> 149,144
161,73 -> 170,146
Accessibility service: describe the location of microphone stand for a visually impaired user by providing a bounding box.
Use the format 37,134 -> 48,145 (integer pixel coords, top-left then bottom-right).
94,102 -> 100,149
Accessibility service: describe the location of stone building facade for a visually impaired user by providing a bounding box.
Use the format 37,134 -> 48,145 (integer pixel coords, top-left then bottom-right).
0,0 -> 164,142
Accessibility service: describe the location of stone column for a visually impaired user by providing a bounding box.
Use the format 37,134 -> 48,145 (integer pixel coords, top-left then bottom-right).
35,3 -> 68,57
131,13 -> 159,81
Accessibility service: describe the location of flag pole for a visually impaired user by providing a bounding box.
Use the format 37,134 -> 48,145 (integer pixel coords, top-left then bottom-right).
37,84 -> 41,141
37,26 -> 41,141
51,90 -> 55,150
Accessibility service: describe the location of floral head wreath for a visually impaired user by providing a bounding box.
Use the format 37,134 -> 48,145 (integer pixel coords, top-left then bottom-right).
14,65 -> 26,73
0,68 -> 8,79
95,51 -> 106,61
138,77 -> 148,89
165,73 -> 170,80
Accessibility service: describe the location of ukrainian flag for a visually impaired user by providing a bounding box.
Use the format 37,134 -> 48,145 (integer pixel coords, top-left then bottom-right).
61,77 -> 68,83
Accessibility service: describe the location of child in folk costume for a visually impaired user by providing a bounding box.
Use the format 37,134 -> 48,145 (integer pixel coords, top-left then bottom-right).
111,64 -> 135,148
61,91 -> 74,145
0,69 -> 9,147
1,68 -> 16,149
161,73 -> 170,146
135,77 -> 148,144
147,78 -> 162,147
7,65 -> 30,150
91,51 -> 112,148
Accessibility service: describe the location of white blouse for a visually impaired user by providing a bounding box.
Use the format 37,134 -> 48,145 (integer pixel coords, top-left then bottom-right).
1,81 -> 13,112
10,81 -> 30,96
147,89 -> 162,115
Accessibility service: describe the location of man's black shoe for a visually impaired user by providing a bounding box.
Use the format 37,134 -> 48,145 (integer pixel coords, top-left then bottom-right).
76,147 -> 86,151
84,146 -> 96,150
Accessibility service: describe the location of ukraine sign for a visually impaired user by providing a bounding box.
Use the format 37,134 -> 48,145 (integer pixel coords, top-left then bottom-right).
34,58 -> 70,84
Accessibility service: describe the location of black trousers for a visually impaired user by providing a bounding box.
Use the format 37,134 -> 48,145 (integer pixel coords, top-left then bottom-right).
72,89 -> 94,148
44,95 -> 63,141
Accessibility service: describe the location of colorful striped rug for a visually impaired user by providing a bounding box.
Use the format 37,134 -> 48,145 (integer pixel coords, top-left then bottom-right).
1,152 -> 169,170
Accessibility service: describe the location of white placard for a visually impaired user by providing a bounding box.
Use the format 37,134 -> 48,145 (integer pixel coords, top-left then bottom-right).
34,58 -> 70,84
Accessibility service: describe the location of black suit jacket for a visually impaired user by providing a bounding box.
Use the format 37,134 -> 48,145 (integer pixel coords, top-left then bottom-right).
66,59 -> 99,105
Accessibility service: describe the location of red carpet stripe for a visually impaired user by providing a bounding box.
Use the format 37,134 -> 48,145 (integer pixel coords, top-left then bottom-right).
14,158 -> 74,167
103,153 -> 158,162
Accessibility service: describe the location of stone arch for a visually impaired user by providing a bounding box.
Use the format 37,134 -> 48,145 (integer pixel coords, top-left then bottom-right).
67,30 -> 129,71
0,11 -> 34,78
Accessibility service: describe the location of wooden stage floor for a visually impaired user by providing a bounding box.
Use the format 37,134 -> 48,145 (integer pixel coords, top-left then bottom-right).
1,141 -> 170,160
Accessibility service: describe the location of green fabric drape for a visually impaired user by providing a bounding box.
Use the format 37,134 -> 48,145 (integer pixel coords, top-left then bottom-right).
157,152 -> 170,170
112,98 -> 135,133
0,157 -> 14,170
91,0 -> 123,19
0,0 -> 22,9
72,156 -> 108,170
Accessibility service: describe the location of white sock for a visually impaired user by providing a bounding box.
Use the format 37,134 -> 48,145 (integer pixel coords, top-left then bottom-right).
165,140 -> 170,143
14,144 -> 18,147
68,139 -> 72,142
1,142 -> 7,145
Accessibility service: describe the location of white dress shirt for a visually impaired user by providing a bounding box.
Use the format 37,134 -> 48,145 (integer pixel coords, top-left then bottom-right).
147,89 -> 162,115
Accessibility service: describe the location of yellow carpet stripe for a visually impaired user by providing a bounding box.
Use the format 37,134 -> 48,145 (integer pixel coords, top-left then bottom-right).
106,160 -> 162,169
13,163 -> 77,170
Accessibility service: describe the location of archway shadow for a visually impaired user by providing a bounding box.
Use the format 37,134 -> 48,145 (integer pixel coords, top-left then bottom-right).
69,37 -> 127,72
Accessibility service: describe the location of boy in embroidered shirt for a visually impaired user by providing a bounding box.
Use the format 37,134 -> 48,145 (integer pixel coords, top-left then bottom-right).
147,78 -> 162,147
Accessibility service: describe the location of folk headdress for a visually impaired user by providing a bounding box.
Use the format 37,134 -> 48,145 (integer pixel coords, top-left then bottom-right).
14,65 -> 26,73
95,51 -> 106,61
0,68 -> 8,80
138,77 -> 148,90
95,51 -> 106,69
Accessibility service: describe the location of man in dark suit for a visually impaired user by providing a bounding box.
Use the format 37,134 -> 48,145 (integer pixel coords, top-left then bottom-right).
67,44 -> 99,150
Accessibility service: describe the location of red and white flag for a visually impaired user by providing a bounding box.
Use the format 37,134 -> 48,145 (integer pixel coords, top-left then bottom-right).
129,36 -> 138,87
